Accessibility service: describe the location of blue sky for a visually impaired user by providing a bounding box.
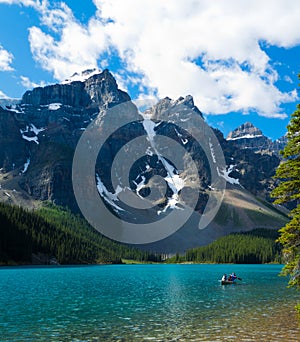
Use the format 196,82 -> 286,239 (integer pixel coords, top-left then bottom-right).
0,0 -> 299,140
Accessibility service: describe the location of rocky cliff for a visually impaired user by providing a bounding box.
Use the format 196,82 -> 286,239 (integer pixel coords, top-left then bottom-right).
0,69 -> 132,209
21,69 -> 130,108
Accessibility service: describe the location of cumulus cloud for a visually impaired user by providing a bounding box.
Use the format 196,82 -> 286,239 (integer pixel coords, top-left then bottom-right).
17,0 -> 300,118
20,75 -> 46,89
28,1 -> 108,80
94,0 -> 300,118
0,45 -> 14,71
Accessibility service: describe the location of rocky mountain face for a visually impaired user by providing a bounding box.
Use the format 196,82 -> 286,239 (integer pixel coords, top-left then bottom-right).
226,121 -> 286,156
0,70 -> 288,252
0,69 -> 131,209
223,122 -> 288,201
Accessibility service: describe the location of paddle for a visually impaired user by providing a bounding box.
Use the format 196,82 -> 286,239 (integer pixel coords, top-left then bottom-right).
237,277 -> 242,281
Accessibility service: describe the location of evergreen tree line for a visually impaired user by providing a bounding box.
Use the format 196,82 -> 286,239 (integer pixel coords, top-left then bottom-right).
271,76 -> 300,315
0,202 -> 161,265
167,229 -> 282,264
0,202 -> 284,266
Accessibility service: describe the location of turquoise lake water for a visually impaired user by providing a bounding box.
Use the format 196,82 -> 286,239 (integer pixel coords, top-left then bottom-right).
0,264 -> 299,341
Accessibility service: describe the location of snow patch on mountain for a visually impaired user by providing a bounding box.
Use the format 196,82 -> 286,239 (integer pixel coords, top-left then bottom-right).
5,104 -> 24,114
20,124 -> 45,144
209,138 -> 217,163
174,127 -> 188,145
218,165 -> 240,185
134,176 -> 147,197
21,135 -> 39,144
22,158 -> 30,173
141,113 -> 185,212
48,103 -> 62,111
163,160 -> 185,194
62,68 -> 102,84
96,174 -> 124,212
227,134 -> 263,141
142,118 -> 158,141
30,124 -> 45,135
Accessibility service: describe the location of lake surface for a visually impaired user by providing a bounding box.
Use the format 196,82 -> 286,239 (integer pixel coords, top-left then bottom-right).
0,264 -> 299,341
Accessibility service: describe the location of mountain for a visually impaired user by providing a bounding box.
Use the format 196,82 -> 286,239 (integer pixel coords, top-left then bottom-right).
0,70 -> 289,254
226,122 -> 286,156
0,69 -> 130,210
0,96 -> 20,110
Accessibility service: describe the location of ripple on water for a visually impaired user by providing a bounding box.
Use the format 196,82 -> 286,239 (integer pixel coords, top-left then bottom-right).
0,265 -> 300,341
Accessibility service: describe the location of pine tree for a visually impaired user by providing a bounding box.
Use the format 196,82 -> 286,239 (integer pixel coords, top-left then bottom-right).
271,79 -> 300,314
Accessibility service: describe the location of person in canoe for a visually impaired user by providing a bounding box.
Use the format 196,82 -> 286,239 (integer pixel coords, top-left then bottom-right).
221,272 -> 242,284
221,274 -> 227,282
228,272 -> 237,282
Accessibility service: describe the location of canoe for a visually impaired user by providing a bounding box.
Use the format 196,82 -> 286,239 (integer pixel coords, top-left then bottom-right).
221,280 -> 236,285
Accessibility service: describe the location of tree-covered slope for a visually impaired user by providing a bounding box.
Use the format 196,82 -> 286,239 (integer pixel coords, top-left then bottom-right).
0,202 -> 160,265
167,228 -> 282,264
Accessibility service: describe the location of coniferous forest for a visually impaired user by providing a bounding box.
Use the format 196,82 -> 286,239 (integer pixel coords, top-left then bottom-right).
167,229 -> 282,264
0,202 -> 282,266
0,202 -> 160,265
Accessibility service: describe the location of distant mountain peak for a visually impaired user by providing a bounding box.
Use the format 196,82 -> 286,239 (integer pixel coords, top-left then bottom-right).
0,90 -> 20,108
21,69 -> 130,108
145,95 -> 203,119
226,122 -> 286,156
61,68 -> 102,84
227,122 -> 263,141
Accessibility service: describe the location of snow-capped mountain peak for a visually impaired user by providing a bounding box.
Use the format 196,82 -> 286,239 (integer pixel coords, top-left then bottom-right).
226,122 -> 286,156
61,68 -> 102,84
227,122 -> 263,141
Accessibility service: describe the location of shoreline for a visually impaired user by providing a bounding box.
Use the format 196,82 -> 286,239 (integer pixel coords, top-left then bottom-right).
0,260 -> 284,267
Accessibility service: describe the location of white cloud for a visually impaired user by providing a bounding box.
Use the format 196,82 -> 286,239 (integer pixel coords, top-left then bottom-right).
20,75 -> 46,89
284,75 -> 293,84
0,45 -> 14,71
19,0 -> 300,118
0,0 -> 42,8
94,0 -> 300,118
28,1 -> 108,80
133,93 -> 158,113
0,90 -> 9,98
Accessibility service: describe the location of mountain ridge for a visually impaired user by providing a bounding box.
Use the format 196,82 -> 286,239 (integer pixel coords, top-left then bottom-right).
0,69 -> 288,253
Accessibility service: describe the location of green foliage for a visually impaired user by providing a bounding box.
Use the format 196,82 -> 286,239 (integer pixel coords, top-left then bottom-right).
166,228 -> 281,264
255,197 -> 290,219
168,252 -> 185,263
245,208 -> 287,225
0,202 -> 161,265
214,203 -> 241,226
271,83 -> 300,315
